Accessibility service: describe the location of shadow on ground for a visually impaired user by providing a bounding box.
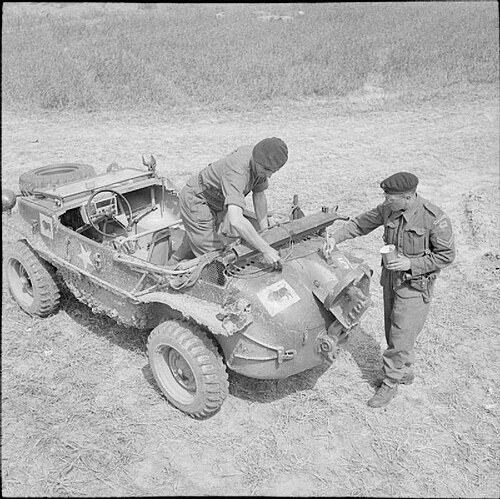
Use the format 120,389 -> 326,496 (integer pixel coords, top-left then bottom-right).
344,326 -> 384,388
59,288 -> 325,404
59,283 -> 384,404
58,283 -> 150,352
227,363 -> 332,403
227,325 -> 384,404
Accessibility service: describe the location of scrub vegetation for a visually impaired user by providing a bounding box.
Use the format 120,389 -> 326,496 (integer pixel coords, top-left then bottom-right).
2,2 -> 498,112
2,2 -> 499,498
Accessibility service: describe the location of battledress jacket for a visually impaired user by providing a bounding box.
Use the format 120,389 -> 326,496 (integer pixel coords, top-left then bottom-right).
197,145 -> 269,213
177,145 -> 270,256
331,195 -> 455,277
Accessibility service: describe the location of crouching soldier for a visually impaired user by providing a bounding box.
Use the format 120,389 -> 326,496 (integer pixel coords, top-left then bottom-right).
170,137 -> 288,268
324,172 -> 455,408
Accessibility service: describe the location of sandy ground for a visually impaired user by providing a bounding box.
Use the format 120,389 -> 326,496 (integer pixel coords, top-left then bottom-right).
1,89 -> 499,496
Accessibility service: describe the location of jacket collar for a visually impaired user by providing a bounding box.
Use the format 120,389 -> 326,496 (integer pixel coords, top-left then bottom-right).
402,194 -> 423,224
387,194 -> 422,224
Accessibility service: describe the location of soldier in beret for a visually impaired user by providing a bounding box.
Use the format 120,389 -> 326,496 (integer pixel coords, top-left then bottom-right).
324,172 -> 455,408
170,137 -> 288,268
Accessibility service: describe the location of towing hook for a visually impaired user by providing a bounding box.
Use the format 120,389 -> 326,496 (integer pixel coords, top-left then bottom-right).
318,333 -> 340,362
321,340 -> 332,352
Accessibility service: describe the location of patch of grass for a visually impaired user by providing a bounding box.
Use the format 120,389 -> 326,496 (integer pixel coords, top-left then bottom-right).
2,2 -> 498,112
1,57 -> 498,497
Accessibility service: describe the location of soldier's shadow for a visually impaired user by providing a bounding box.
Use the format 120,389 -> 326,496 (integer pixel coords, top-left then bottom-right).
343,326 -> 383,388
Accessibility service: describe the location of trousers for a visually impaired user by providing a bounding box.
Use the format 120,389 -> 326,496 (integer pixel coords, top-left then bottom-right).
176,175 -> 238,259
380,268 -> 436,381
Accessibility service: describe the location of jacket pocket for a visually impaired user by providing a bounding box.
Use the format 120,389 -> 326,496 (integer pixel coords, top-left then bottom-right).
383,220 -> 398,245
403,226 -> 427,256
192,197 -> 215,224
202,187 -> 225,212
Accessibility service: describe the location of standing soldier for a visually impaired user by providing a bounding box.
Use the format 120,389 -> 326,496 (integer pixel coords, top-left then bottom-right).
324,172 -> 455,408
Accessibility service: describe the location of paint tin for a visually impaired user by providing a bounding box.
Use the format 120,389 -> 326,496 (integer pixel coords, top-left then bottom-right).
380,244 -> 398,267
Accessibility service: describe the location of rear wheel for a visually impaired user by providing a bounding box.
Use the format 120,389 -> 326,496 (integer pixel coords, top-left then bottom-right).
19,163 -> 96,195
147,321 -> 228,418
4,241 -> 60,317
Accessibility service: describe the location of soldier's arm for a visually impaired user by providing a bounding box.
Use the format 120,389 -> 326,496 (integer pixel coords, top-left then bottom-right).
226,204 -> 281,266
252,190 -> 269,231
331,205 -> 384,244
410,214 -> 456,276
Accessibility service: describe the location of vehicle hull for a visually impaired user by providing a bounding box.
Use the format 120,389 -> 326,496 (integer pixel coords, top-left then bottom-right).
7,173 -> 372,382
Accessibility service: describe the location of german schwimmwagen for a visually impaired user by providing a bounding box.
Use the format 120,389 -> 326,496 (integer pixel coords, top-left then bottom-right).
3,159 -> 372,418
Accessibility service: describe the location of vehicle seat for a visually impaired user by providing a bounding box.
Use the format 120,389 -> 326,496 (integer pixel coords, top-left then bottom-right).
147,229 -> 172,266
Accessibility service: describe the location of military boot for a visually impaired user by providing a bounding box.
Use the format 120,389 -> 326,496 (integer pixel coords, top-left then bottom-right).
368,380 -> 398,408
400,371 -> 415,385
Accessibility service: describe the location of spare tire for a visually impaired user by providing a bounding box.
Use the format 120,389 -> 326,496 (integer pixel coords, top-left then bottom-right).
19,163 -> 97,195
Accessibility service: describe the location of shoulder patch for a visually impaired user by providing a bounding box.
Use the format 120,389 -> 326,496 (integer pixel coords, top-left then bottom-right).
433,213 -> 449,227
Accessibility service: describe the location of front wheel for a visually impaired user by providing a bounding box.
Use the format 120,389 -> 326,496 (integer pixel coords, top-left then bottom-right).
147,321 -> 228,419
3,241 -> 60,317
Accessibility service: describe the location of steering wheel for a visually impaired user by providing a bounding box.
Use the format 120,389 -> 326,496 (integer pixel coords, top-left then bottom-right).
85,189 -> 133,238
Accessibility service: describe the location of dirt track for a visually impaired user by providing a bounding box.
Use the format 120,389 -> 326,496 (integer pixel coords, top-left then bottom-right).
2,89 -> 499,496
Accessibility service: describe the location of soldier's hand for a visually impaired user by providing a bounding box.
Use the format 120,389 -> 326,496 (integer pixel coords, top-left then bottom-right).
386,255 -> 411,271
262,246 -> 283,270
267,215 -> 277,229
322,236 -> 337,257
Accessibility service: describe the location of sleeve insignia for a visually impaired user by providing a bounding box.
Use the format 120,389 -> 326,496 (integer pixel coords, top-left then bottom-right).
435,234 -> 455,247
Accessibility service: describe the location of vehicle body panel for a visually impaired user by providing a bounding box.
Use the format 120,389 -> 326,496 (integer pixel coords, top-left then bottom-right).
5,164 -> 373,380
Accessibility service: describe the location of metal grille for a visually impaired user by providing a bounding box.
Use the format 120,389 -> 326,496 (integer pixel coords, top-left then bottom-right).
200,261 -> 227,286
227,258 -> 265,277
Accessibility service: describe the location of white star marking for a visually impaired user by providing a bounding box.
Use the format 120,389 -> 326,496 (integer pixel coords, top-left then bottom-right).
76,245 -> 94,270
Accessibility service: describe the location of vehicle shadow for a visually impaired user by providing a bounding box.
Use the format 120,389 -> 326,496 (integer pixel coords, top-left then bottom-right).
226,326 -> 383,404
60,286 -> 383,403
227,363 -> 332,404
59,291 -> 165,395
59,284 -> 150,353
140,353 -> 334,405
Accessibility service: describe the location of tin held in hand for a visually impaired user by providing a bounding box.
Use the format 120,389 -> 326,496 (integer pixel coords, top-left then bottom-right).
380,244 -> 398,267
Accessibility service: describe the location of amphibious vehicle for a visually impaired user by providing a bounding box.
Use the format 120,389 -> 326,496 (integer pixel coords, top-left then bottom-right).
2,159 -> 372,418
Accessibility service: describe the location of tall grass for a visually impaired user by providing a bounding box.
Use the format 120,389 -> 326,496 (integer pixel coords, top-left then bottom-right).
2,2 -> 498,112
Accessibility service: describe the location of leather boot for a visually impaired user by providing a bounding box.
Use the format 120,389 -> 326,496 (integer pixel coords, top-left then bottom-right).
368,380 -> 398,408
400,371 -> 414,385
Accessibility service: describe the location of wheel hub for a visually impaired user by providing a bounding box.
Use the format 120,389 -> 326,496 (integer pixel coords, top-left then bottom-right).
10,261 -> 34,301
20,273 -> 32,294
168,349 -> 196,392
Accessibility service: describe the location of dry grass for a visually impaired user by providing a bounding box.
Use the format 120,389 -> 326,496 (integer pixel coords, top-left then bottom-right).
1,2 -> 499,497
1,2 -> 498,112
2,89 -> 499,496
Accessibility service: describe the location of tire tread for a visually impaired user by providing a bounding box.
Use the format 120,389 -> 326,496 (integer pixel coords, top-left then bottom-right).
5,241 -> 60,317
147,321 -> 228,419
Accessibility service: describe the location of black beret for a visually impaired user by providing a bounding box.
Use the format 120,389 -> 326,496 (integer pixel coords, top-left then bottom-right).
252,137 -> 288,173
380,172 -> 419,194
